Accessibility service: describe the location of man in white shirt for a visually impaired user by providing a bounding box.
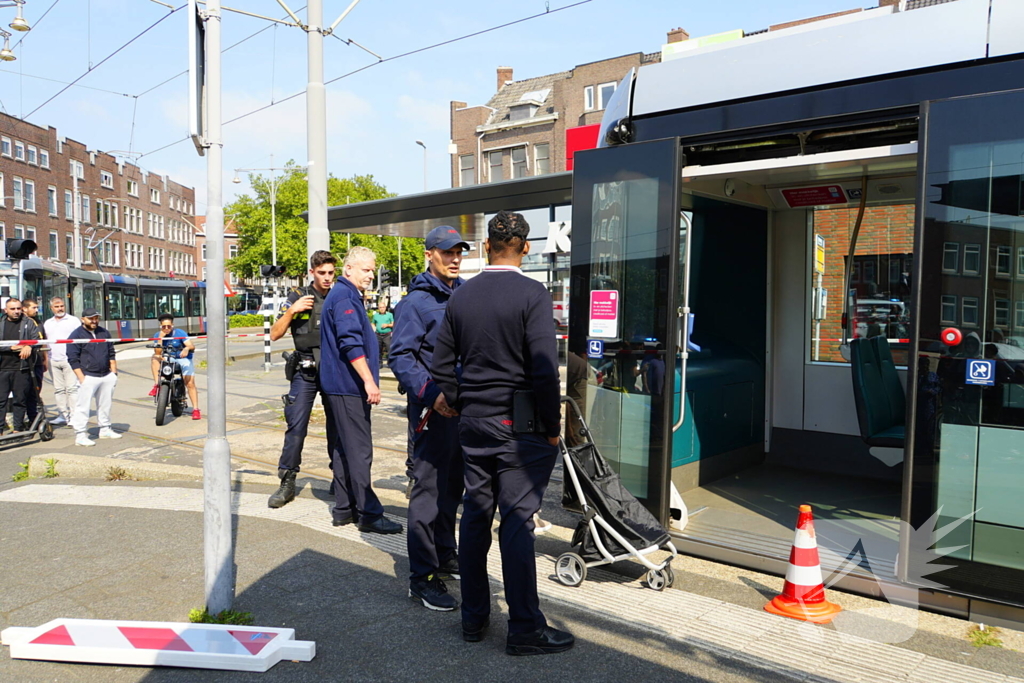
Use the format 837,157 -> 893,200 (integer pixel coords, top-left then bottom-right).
42,297 -> 80,426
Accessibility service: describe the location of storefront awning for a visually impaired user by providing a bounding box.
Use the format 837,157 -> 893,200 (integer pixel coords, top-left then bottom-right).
324,172 -> 572,240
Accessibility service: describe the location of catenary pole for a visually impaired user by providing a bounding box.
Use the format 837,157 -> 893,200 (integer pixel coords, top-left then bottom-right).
306,0 -> 329,261
202,0 -> 236,614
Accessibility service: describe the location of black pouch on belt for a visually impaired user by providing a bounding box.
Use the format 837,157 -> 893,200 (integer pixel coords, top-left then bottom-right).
283,350 -> 297,381
512,390 -> 546,434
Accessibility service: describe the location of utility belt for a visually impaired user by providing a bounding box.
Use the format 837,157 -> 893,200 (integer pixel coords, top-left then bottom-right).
283,348 -> 319,381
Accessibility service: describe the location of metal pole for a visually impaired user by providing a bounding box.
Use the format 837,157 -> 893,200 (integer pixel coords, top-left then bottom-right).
202,0 -> 235,615
305,0 -> 329,261
263,314 -> 271,372
72,175 -> 82,268
422,146 -> 427,192
270,154 -> 278,267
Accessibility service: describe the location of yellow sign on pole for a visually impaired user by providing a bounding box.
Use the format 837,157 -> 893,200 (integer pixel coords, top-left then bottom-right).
814,234 -> 826,274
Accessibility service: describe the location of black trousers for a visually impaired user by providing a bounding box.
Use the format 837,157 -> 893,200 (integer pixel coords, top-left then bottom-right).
276,370 -> 336,473
406,403 -> 464,581
458,415 -> 557,635
0,368 -> 32,431
377,332 -> 392,366
26,364 -> 44,423
324,394 -> 385,523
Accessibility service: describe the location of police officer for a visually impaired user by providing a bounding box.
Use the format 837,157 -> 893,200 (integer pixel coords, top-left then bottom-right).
267,250 -> 337,509
390,225 -> 469,611
319,246 -> 401,534
432,210 -> 574,655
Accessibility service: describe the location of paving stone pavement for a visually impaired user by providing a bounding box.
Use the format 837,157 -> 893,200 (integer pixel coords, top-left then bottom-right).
2,482 -> 1022,683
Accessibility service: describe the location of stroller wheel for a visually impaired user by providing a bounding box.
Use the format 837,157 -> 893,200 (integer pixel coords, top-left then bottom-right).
646,567 -> 673,591
555,553 -> 587,587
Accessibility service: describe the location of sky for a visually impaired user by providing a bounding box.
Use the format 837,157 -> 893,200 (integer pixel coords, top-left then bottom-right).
0,0 -> 866,214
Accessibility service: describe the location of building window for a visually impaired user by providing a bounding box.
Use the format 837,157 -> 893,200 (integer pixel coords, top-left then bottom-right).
963,244 -> 981,275
70,159 -> 84,180
12,177 -> 23,210
511,147 -> 528,179
201,243 -> 207,261
1016,301 -> 1024,329
81,195 -> 90,224
26,146 -> 37,165
47,186 -> 57,216
150,188 -> 160,204
14,141 -> 25,161
941,295 -> 957,324
100,171 -> 114,189
942,242 -> 959,272
459,154 -> 475,187
49,232 -> 58,260
64,190 -> 73,220
0,137 -> 10,157
65,234 -> 74,263
0,172 -> 4,207
584,86 -> 594,112
996,245 -> 1011,275
228,244 -> 238,259
1018,247 -> 1024,278
13,224 -> 22,239
23,180 -> 34,213
597,81 -> 616,110
534,143 -> 550,176
39,149 -> 49,169
963,297 -> 979,327
995,299 -> 1010,327
127,179 -> 139,197
488,150 -> 503,183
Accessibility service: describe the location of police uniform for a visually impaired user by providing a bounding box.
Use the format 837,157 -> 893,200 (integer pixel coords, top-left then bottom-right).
275,285 -> 336,476
432,263 -> 566,647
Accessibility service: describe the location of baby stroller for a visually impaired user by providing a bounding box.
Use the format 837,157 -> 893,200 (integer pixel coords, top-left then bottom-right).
555,396 -> 678,591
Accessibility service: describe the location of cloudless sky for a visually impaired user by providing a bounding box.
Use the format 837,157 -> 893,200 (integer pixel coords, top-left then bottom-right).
0,0 -> 865,212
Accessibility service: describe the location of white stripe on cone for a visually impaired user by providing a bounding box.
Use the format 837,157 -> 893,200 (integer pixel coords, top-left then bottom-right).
793,528 -> 817,549
784,562 -> 825,589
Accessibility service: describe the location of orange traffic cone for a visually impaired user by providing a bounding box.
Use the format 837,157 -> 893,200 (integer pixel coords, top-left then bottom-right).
764,504 -> 842,624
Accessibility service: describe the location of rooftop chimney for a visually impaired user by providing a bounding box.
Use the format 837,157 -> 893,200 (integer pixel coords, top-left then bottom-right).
667,27 -> 689,44
497,66 -> 513,92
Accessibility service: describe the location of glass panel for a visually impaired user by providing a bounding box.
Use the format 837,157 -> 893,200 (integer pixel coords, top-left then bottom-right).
569,138 -> 681,519
122,290 -> 137,320
911,90 -> 1024,602
809,205 -> 914,363
106,289 -> 123,320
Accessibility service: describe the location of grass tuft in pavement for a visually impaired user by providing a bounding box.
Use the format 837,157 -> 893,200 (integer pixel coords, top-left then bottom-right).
189,608 -> 255,625
968,624 -> 1004,648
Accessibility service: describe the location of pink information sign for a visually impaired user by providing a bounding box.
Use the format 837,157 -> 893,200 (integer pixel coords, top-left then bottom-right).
589,290 -> 619,339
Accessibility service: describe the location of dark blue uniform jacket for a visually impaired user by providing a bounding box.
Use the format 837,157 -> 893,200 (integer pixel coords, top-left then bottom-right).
389,271 -> 463,407
320,276 -> 378,397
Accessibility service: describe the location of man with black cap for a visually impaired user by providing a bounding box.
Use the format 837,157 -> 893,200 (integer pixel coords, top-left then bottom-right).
433,210 -> 574,655
67,307 -> 120,446
390,225 -> 468,611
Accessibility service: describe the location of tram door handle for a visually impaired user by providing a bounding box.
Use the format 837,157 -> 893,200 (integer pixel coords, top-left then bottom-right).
673,306 -> 690,433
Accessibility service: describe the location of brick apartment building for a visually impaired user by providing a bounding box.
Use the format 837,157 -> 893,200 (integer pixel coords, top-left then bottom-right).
0,112 -> 198,281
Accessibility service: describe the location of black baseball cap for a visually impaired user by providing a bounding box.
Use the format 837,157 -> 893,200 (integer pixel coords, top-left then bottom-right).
425,225 -> 470,251
81,307 -> 100,318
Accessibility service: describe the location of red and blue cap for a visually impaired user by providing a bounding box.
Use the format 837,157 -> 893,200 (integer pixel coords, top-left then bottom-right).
425,225 -> 470,251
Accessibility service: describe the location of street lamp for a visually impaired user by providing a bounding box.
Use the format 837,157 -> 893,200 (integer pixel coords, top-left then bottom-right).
0,29 -> 15,61
415,140 -> 427,192
2,0 -> 30,32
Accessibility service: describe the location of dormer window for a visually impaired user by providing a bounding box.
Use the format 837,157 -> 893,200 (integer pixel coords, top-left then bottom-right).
509,103 -> 539,121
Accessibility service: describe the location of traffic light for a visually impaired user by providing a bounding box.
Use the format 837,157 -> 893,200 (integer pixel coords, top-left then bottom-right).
260,264 -> 286,277
5,239 -> 36,260
378,267 -> 393,287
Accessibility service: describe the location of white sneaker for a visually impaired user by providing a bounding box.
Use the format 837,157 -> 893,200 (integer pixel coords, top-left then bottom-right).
98,428 -> 122,439
533,513 -> 553,535
49,415 -> 67,426
76,434 -> 96,447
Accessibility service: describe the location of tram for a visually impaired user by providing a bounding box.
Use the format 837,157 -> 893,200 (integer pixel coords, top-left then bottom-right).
18,258 -> 207,337
569,0 -> 1024,625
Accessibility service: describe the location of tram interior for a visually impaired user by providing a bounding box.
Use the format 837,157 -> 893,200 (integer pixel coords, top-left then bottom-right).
585,146 -> 919,580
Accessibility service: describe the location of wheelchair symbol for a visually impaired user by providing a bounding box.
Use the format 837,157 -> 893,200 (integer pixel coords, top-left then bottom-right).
966,359 -> 995,386
587,340 -> 604,359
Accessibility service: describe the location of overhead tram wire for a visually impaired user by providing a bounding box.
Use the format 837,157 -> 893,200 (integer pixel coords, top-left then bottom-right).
0,69 -> 134,97
24,5 -> 186,119
137,0 -> 593,159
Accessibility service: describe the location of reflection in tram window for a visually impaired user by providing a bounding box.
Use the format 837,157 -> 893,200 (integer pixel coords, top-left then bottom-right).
171,293 -> 185,317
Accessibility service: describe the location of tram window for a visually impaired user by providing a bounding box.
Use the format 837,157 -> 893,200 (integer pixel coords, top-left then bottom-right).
82,285 -> 99,314
171,293 -> 186,318
143,291 -> 157,319
157,294 -> 171,317
808,204 -> 914,364
189,289 -> 206,317
122,291 -> 137,320
106,290 -> 123,320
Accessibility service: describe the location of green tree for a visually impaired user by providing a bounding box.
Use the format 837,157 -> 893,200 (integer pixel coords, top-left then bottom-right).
226,165 -> 425,285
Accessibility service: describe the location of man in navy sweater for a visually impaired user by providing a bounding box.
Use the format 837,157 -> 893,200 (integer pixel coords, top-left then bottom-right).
432,210 -> 574,656
320,246 -> 402,535
67,308 -> 121,446
390,225 -> 468,612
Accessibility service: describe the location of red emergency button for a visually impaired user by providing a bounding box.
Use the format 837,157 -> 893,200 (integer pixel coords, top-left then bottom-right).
941,328 -> 962,346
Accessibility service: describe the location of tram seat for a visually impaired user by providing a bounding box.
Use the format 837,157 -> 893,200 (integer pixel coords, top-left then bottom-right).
850,337 -> 905,448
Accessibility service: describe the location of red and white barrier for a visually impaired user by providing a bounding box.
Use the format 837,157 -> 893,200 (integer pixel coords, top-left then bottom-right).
0,334 -> 269,347
2,618 -> 314,672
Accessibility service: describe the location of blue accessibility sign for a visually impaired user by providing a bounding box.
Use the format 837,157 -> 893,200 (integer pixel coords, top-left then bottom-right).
966,359 -> 995,386
587,339 -> 604,359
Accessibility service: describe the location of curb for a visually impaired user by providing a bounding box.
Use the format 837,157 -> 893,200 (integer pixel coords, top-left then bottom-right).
26,453 -> 299,487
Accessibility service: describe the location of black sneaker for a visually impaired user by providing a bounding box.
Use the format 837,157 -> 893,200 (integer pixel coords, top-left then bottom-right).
506,626 -> 575,656
358,516 -> 403,535
437,555 -> 460,581
462,617 -> 489,642
409,575 -> 456,611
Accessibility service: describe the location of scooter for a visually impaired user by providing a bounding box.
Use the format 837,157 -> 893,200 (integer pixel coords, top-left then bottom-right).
151,343 -> 189,426
0,376 -> 55,446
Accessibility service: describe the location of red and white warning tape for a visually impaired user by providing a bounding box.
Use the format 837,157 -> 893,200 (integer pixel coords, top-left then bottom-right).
0,333 -> 268,347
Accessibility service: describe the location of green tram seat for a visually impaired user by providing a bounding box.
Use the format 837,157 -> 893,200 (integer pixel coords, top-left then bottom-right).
850,337 -> 906,448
